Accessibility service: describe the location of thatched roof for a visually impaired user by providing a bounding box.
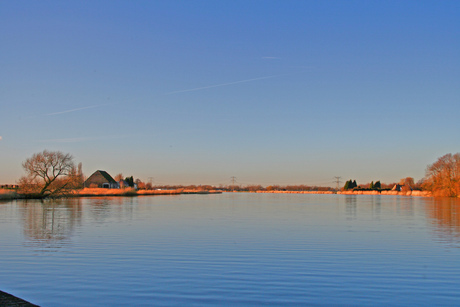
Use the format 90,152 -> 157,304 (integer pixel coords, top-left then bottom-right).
96,170 -> 117,183
84,170 -> 117,187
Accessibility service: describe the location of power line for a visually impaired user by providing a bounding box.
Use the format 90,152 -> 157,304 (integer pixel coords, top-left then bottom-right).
230,176 -> 237,191
334,176 -> 342,191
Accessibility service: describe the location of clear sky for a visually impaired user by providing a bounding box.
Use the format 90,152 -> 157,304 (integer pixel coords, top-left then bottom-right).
1,1 -> 459,187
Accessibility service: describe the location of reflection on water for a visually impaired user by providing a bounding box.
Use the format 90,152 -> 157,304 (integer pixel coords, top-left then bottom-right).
14,195 -> 460,249
3,194 -> 460,306
344,195 -> 384,221
345,195 -> 357,219
395,196 -> 415,217
15,195 -> 460,249
425,197 -> 460,244
19,199 -> 83,249
18,197 -> 137,249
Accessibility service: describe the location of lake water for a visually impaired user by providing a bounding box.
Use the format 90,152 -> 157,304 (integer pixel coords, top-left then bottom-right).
1,193 -> 460,306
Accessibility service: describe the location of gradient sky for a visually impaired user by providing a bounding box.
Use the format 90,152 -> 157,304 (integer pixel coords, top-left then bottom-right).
1,1 -> 459,186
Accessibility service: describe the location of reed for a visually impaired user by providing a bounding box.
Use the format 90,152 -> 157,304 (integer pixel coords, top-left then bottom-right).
0,189 -> 18,200
75,188 -> 181,197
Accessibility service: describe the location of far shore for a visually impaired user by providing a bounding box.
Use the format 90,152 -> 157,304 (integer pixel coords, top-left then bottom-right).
75,188 -> 222,197
0,188 -> 437,200
255,190 -> 433,197
0,188 -> 223,200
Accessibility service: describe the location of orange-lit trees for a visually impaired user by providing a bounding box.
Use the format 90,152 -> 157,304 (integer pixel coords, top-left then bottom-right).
19,150 -> 80,197
423,153 -> 460,197
399,177 -> 415,192
114,173 -> 124,181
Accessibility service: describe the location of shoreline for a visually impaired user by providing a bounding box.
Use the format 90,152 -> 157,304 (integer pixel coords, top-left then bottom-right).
255,190 -> 433,197
337,190 -> 431,197
0,188 -> 223,200
73,188 -> 222,197
0,189 -> 436,200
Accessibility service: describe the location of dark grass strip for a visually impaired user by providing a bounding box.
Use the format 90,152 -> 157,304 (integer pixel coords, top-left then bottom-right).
0,290 -> 39,306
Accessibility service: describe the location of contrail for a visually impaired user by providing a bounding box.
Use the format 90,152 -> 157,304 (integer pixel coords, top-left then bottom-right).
45,104 -> 109,116
37,134 -> 132,143
164,74 -> 285,95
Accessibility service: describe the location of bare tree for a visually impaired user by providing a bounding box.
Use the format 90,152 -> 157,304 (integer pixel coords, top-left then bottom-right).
19,150 -> 78,197
114,173 -> 124,181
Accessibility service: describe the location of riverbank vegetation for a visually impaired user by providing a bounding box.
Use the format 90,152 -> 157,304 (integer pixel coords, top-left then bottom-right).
73,188 -> 219,197
17,150 -> 83,198
0,189 -> 18,200
422,153 -> 460,197
4,150 -> 460,199
342,177 -> 422,193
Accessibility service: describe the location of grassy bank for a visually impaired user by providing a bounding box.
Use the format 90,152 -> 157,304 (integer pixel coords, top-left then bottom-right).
338,190 -> 432,197
0,189 -> 18,200
74,188 -> 222,197
255,190 -> 335,195
3,188 -> 433,199
1,188 -> 223,199
255,190 -> 432,197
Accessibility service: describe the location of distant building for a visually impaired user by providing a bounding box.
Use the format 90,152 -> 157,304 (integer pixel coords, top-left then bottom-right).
118,179 -> 130,189
118,179 -> 138,189
84,170 -> 119,189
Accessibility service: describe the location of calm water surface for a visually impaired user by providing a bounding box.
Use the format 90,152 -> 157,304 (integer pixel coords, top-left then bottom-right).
1,193 -> 460,306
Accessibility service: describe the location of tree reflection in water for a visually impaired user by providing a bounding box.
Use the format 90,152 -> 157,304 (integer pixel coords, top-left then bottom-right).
18,197 -> 134,250
19,198 -> 82,249
17,195 -> 460,249
345,195 -> 357,220
426,197 -> 460,245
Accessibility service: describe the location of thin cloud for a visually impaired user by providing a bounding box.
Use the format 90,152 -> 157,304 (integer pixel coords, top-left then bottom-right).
37,134 -> 131,143
38,137 -> 94,143
45,104 -> 109,116
164,74 -> 286,95
0,136 -> 2,141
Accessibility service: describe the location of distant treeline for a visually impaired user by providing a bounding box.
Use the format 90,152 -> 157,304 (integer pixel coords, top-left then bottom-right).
342,177 -> 422,192
150,184 -> 334,192
9,150 -> 460,199
342,152 -> 460,197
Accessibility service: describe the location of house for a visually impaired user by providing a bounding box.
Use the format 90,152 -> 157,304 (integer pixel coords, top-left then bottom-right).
84,170 -> 119,189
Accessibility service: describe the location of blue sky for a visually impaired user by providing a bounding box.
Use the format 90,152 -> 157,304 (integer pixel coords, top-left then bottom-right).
1,1 -> 459,186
